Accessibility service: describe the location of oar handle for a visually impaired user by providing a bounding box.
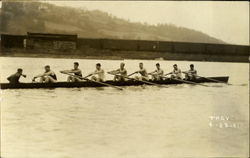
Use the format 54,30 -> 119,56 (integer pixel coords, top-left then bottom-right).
148,71 -> 156,74
83,74 -> 93,79
127,72 -> 138,77
60,71 -> 90,80
61,72 -> 123,90
107,72 -> 116,75
148,72 -> 155,75
164,72 -> 172,76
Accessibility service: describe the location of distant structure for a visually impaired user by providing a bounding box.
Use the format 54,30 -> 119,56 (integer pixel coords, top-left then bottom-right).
0,32 -> 249,62
26,32 -> 77,50
1,32 -> 77,51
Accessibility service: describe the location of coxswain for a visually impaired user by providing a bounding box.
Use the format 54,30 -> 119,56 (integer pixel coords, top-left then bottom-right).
89,63 -> 105,82
149,63 -> 164,80
7,68 -> 26,84
184,64 -> 197,80
135,62 -> 149,81
108,62 -> 127,81
60,62 -> 83,82
32,65 -> 57,83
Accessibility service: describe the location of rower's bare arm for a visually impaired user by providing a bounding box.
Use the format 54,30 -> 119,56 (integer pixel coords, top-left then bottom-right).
94,70 -> 104,75
125,70 -> 128,76
44,71 -> 54,76
149,70 -> 157,74
90,72 -> 96,75
88,72 -> 95,76
165,72 -> 173,76
60,70 -> 70,74
33,73 -> 44,78
108,69 -> 118,74
32,74 -> 42,81
61,70 -> 81,74
34,72 -> 52,79
158,72 -> 164,76
71,69 -> 81,73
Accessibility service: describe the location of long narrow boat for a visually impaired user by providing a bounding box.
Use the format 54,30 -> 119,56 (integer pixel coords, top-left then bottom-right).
0,76 -> 229,90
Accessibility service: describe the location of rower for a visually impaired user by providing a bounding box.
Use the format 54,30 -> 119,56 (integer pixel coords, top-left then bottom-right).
184,64 -> 197,80
166,64 -> 182,79
135,62 -> 149,81
60,62 -> 82,82
90,63 -> 105,82
7,68 -> 26,84
149,63 -> 164,80
32,65 -> 57,83
108,62 -> 127,81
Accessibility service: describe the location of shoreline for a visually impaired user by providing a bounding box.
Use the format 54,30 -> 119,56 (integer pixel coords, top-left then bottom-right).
0,53 -> 249,63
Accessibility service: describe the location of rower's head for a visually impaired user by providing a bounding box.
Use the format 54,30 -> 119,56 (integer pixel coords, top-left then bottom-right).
190,64 -> 194,70
17,68 -> 23,74
173,64 -> 178,70
156,63 -> 160,69
44,65 -> 51,72
96,63 -> 101,70
139,62 -> 143,69
120,62 -> 125,69
74,62 -> 79,69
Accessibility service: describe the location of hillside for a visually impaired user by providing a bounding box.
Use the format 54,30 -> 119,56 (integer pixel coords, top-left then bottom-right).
0,1 -> 225,44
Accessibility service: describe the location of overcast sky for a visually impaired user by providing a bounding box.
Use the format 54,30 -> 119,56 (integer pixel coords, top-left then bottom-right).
46,1 -> 247,45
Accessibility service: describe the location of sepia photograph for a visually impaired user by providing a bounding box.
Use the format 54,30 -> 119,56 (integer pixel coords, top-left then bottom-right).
0,0 -> 249,158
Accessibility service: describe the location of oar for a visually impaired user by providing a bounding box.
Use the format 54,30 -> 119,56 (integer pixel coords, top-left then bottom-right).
127,72 -> 138,77
162,76 -> 209,87
196,75 -> 232,85
61,72 -> 123,90
148,71 -> 156,75
108,72 -> 168,88
164,72 -> 172,77
61,71 -> 91,79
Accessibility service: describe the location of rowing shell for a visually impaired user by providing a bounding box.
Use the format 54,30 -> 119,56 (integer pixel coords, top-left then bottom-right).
0,76 -> 229,90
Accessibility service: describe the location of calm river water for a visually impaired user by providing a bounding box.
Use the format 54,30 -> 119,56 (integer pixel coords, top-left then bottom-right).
0,57 -> 249,158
